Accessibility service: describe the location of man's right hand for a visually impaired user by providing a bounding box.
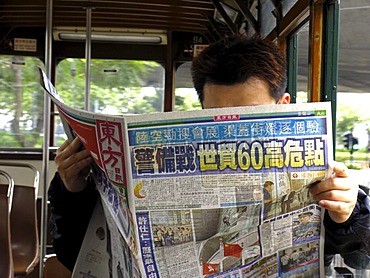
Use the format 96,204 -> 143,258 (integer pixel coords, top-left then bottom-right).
55,137 -> 93,192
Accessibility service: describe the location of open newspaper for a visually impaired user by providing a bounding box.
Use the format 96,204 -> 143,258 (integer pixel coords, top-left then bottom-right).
40,69 -> 333,278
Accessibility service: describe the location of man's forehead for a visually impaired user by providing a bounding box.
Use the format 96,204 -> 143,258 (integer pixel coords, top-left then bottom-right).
202,79 -> 275,109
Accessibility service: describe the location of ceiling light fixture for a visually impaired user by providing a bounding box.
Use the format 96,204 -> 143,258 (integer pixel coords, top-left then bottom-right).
58,33 -> 163,44
53,28 -> 167,44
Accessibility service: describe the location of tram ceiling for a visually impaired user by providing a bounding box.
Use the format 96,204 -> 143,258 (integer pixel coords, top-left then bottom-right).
0,0 -> 315,42
1,1 -> 369,97
0,0 -> 246,40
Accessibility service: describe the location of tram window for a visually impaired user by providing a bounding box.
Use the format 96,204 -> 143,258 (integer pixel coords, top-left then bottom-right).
174,62 -> 201,111
335,2 -> 370,173
296,23 -> 309,103
54,58 -> 165,145
0,55 -> 45,148
56,58 -> 164,113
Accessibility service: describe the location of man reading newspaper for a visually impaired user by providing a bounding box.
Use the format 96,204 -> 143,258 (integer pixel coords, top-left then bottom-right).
48,35 -> 370,276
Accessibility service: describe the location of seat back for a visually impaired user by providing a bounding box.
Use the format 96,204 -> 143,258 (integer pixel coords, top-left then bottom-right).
11,184 -> 40,275
43,254 -> 71,278
0,170 -> 15,278
0,162 -> 40,276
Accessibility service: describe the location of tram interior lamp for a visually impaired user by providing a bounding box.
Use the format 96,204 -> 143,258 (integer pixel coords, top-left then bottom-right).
54,28 -> 167,44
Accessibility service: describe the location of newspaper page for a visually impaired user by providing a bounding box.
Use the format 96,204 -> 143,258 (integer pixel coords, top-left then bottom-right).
125,104 -> 332,278
72,199 -> 142,278
40,69 -> 332,277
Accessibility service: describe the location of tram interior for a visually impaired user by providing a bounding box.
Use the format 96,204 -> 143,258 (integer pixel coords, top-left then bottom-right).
0,0 -> 370,277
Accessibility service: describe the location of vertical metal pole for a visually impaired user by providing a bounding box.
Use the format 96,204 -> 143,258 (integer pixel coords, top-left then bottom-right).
287,34 -> 298,103
322,0 -> 340,158
85,7 -> 92,111
41,0 -> 53,276
163,31 -> 174,112
367,127 -> 370,166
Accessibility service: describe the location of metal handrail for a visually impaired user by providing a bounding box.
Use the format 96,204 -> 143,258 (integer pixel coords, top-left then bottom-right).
0,169 -> 15,212
0,162 -> 39,199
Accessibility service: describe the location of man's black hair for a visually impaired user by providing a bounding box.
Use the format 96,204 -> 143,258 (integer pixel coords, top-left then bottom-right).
191,34 -> 287,104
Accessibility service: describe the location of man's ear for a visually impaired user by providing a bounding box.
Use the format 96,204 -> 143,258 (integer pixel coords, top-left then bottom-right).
277,93 -> 290,104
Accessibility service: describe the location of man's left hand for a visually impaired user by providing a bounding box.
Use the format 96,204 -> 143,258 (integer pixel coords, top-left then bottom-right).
310,161 -> 358,223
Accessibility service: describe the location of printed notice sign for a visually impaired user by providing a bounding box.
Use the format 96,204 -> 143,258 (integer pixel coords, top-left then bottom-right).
14,38 -> 37,52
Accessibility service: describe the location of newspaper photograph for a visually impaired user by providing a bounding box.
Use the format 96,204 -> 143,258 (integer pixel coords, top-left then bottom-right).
40,68 -> 332,277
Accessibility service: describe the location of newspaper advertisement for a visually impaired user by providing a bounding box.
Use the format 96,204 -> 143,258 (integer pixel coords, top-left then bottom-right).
40,69 -> 332,277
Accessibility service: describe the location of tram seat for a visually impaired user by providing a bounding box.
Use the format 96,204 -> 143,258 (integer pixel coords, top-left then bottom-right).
0,170 -> 15,278
44,254 -> 72,278
11,184 -> 40,275
0,162 -> 40,276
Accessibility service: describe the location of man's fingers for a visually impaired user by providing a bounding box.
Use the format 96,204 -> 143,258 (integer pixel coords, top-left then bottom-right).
65,156 -> 92,175
331,161 -> 348,178
310,178 -> 351,195
56,138 -> 79,159
57,148 -> 91,170
311,161 -> 357,223
63,137 -> 83,153
55,137 -> 91,171
319,199 -> 347,210
320,200 -> 353,223
64,136 -> 84,155
57,137 -> 88,160
311,188 -> 353,203
56,139 -> 70,155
